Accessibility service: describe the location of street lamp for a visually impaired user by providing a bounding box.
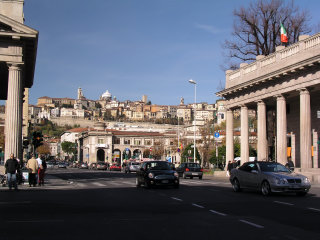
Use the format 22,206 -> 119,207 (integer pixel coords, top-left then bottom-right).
188,79 -> 197,163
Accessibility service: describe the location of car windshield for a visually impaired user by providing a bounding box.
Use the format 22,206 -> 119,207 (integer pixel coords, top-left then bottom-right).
149,162 -> 170,170
259,162 -> 290,173
187,163 -> 201,168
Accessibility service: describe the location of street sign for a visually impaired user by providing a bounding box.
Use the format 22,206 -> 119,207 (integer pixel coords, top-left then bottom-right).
214,132 -> 220,138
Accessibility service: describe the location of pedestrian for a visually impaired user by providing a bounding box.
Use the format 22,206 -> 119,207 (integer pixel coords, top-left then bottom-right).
38,156 -> 47,186
285,158 -> 294,172
26,154 -> 38,187
226,160 -> 232,177
4,153 -> 19,191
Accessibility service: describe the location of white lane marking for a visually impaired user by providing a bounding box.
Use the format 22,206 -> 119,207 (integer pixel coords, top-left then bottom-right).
77,183 -> 86,188
239,220 -> 264,229
308,207 -> 320,212
274,201 -> 294,206
92,182 -> 106,187
109,181 -> 121,185
171,197 -> 183,202
121,181 -> 135,185
209,209 -> 227,216
192,203 -> 205,209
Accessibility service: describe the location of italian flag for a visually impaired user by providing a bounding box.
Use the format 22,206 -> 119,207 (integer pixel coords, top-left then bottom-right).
280,21 -> 288,43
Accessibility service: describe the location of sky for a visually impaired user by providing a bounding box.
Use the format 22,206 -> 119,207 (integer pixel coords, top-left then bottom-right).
9,0 -> 320,106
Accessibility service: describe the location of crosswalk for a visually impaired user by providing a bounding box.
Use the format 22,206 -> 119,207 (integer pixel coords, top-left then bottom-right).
44,178 -> 231,190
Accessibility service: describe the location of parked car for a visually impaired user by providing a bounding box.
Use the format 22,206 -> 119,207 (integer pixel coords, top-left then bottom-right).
47,161 -> 55,168
136,161 -> 179,188
79,163 -> 88,169
89,162 -> 97,170
125,162 -> 140,173
176,162 -> 203,179
58,162 -> 68,168
96,162 -> 109,170
109,164 -> 121,171
230,161 -> 311,196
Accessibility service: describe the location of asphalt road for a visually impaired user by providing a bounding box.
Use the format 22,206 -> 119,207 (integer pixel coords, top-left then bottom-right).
0,168 -> 320,240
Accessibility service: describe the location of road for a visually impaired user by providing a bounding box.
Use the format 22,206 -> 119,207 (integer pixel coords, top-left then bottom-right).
0,168 -> 320,240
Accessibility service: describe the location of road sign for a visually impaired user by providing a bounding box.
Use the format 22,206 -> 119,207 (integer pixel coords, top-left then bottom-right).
214,132 -> 220,138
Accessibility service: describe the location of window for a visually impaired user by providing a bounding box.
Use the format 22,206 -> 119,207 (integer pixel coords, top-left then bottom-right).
98,139 -> 104,144
144,139 -> 151,145
113,137 -> 120,144
124,138 -> 131,145
134,139 -> 141,145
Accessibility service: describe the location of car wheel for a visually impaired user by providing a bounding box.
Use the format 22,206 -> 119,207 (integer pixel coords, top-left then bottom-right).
296,191 -> 307,196
136,178 -> 141,188
183,173 -> 187,179
190,176 -> 193,179
232,178 -> 241,192
261,181 -> 271,196
174,183 -> 179,189
199,176 -> 202,180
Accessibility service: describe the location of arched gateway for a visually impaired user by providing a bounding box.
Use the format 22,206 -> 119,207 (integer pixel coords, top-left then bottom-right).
97,149 -> 105,162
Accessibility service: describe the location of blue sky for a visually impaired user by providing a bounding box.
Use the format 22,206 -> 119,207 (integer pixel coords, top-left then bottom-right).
16,0 -> 320,105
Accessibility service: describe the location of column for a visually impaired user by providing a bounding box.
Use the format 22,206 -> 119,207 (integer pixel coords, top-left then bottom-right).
257,101 -> 268,161
291,132 -> 296,166
4,63 -> 23,162
276,95 -> 287,165
240,106 -> 249,162
312,130 -> 318,169
226,109 -> 234,166
300,89 -> 312,169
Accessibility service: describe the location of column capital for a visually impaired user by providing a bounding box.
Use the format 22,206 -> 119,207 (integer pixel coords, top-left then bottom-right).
275,94 -> 286,101
298,88 -> 309,95
256,100 -> 265,105
7,62 -> 24,70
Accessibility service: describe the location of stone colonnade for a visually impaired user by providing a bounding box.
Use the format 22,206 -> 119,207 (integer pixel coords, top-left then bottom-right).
4,63 -> 24,161
226,88 -> 313,168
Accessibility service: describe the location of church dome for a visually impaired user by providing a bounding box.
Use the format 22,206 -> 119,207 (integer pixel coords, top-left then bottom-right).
101,90 -> 111,99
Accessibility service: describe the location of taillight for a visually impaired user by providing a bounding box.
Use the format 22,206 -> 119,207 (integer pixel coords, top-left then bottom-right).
185,168 -> 190,172
200,169 -> 203,172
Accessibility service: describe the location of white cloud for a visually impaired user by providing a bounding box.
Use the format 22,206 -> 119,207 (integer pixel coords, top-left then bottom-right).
194,23 -> 223,34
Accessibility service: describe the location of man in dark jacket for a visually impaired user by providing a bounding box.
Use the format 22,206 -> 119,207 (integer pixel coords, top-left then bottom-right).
5,153 -> 19,191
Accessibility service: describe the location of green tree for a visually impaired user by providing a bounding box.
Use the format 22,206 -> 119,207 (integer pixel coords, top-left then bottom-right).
61,141 -> 77,159
181,144 -> 201,163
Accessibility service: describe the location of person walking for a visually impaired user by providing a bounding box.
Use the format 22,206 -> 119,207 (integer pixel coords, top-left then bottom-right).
5,153 -> 19,191
38,156 -> 47,186
26,154 -> 38,187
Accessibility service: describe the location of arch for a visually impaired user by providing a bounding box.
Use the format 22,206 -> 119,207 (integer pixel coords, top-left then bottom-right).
97,149 -> 105,162
112,149 -> 121,166
133,149 -> 142,160
122,148 -> 132,160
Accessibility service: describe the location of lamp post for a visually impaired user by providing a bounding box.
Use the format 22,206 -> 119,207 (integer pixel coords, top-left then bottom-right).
188,79 -> 197,163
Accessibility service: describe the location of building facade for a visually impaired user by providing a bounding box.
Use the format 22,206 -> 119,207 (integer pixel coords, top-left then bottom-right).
217,34 -> 320,172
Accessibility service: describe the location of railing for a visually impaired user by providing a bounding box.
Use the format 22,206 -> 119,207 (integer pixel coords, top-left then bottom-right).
226,32 -> 320,84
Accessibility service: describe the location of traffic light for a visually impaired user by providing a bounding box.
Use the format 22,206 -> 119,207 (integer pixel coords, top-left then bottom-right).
23,138 -> 29,149
32,131 -> 43,149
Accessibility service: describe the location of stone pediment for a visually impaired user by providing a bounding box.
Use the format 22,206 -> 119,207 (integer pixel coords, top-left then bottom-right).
0,13 -> 38,38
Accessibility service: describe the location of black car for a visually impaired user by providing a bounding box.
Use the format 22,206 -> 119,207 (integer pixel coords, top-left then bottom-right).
176,162 -> 203,179
136,161 -> 179,188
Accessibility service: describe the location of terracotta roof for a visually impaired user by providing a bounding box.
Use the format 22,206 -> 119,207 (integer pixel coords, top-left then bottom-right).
67,128 -> 90,133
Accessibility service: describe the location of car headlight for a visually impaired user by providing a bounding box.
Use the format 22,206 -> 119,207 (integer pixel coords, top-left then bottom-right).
303,177 -> 310,184
174,172 -> 179,177
148,173 -> 154,179
275,178 -> 288,184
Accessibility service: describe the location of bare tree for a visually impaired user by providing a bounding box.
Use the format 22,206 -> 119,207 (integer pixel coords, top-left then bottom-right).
223,0 -> 310,68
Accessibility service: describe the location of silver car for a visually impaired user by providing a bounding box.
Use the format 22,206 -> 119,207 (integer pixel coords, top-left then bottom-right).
125,162 -> 140,173
230,161 -> 311,196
